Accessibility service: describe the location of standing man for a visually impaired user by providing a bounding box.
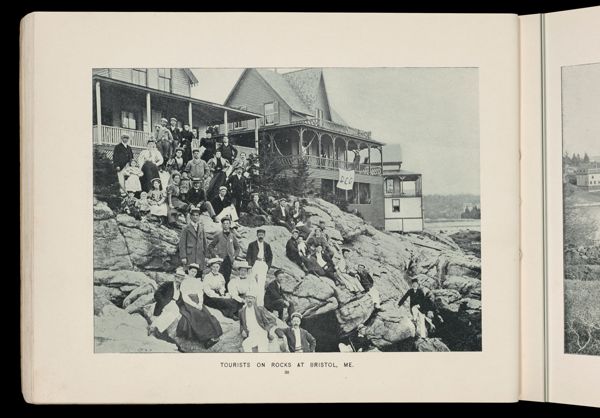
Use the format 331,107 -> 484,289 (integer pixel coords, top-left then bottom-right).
264,269 -> 295,321
208,217 -> 240,286
168,117 -> 181,150
219,135 -> 238,164
178,206 -> 208,270
239,295 -> 277,353
275,312 -> 317,353
246,228 -> 273,306
180,123 -> 194,164
226,166 -> 247,215
112,133 -> 134,196
397,278 -> 430,337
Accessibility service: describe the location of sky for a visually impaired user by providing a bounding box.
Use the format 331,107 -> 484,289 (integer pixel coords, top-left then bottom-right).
191,68 -> 480,195
562,63 -> 600,159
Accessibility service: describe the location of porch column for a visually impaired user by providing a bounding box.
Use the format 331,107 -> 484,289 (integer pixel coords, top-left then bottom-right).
95,81 -> 102,144
299,127 -> 305,157
254,120 -> 259,151
379,147 -> 383,173
223,110 -> 228,137
188,102 -> 193,128
344,139 -> 349,169
145,92 -> 151,133
368,145 -> 371,175
332,137 -> 337,163
317,133 -> 322,168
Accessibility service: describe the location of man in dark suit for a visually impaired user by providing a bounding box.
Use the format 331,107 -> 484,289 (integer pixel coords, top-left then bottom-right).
285,229 -> 306,271
264,269 -> 295,321
208,217 -> 240,285
226,166 -> 247,215
246,229 -> 273,306
219,135 -> 238,164
112,134 -> 134,195
271,198 -> 292,230
185,178 -> 217,221
275,312 -> 317,353
398,278 -> 432,337
211,186 -> 239,223
168,117 -> 181,150
178,207 -> 208,270
357,264 -> 382,310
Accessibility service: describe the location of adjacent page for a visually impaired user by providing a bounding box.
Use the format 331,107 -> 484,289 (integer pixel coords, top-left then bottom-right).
21,12 -> 520,403
543,6 -> 600,408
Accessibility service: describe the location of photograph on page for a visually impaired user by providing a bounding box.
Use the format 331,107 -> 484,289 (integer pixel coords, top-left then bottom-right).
561,62 -> 600,357
92,67 -> 482,354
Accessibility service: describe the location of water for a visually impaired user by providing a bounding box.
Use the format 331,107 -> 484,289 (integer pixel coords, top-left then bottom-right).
424,219 -> 481,233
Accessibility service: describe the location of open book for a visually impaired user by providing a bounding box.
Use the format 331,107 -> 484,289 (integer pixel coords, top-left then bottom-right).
20,10 -> 600,406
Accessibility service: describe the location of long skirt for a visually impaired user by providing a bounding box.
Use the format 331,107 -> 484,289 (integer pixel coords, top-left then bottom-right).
203,295 -> 243,320
176,302 -> 223,344
206,171 -> 227,201
141,161 -> 160,192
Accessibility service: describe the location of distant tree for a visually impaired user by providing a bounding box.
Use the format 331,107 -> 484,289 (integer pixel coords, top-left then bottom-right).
583,153 -> 590,164
93,148 -> 121,210
247,137 -> 288,196
290,156 -> 312,197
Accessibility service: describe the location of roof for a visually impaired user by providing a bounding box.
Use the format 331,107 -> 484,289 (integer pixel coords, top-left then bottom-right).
254,69 -> 313,115
183,69 -> 199,85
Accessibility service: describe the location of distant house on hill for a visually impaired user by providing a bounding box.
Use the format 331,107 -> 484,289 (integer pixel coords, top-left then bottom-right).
224,68 -> 423,231
575,163 -> 600,192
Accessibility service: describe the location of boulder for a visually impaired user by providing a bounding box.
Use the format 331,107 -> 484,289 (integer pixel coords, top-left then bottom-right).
93,200 -> 116,221
94,270 -> 155,288
365,311 -> 415,349
93,286 -> 122,315
123,283 -> 156,308
335,294 -> 374,333
94,304 -> 178,353
443,275 -> 482,298
415,338 -> 451,352
94,217 -> 133,270
432,288 -> 463,313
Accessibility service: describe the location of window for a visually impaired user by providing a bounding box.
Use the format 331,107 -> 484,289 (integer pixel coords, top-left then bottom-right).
359,183 -> 371,204
233,106 -> 248,130
158,68 -> 172,92
316,108 -> 324,120
392,199 -> 400,213
385,178 -> 394,194
132,68 -> 147,86
264,102 -> 278,125
121,111 -> 136,130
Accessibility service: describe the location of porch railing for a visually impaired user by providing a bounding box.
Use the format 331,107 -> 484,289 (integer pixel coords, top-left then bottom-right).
289,118 -> 372,140
274,154 -> 382,176
93,125 -> 152,148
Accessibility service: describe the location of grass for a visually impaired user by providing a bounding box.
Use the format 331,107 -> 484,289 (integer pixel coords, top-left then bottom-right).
564,279 -> 600,356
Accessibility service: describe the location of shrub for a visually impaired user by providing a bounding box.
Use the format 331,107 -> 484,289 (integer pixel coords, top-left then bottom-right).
564,280 -> 600,356
93,148 -> 121,211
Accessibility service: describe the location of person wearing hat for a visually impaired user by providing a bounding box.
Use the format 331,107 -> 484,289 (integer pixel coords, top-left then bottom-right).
180,123 -> 194,163
225,165 -> 247,216
208,218 -> 240,286
156,128 -> 174,169
227,260 -> 258,304
211,185 -> 239,223
239,294 -> 278,353
149,268 -> 186,337
397,278 -> 432,337
178,205 -> 208,270
148,178 -> 168,223
206,149 -> 230,200
333,249 -> 364,294
285,229 -> 308,271
246,228 -> 273,306
246,193 -> 270,225
165,171 -> 188,225
264,269 -> 295,321
175,263 -> 223,349
219,135 -> 238,164
274,312 -> 316,353
199,128 -> 217,162
202,257 -> 242,320
356,264 -> 381,310
271,197 -> 292,231
137,138 -> 164,192
166,147 -> 186,173
112,133 -> 134,195
168,117 -> 181,150
306,227 -> 333,258
184,147 -> 210,182
185,177 -> 218,222
305,244 -> 337,283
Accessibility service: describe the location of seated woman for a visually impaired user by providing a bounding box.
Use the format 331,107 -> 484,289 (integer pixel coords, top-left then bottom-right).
305,245 -> 338,283
166,171 -> 188,226
206,150 -> 231,201
176,263 -> 223,349
202,258 -> 244,320
306,228 -> 333,258
148,178 -> 169,224
137,139 -> 164,192
289,200 -> 311,237
243,192 -> 270,227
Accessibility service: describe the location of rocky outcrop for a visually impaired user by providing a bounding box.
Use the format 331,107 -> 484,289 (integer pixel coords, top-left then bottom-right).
93,196 -> 482,352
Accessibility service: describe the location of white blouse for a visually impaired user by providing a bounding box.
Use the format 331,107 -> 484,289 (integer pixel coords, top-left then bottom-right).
179,277 -> 204,307
203,272 -> 227,298
138,149 -> 164,167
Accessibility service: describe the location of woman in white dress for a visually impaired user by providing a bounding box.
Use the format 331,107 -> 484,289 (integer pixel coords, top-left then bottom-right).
137,139 -> 164,192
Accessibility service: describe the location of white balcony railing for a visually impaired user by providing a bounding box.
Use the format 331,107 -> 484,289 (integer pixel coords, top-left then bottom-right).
93,125 -> 152,148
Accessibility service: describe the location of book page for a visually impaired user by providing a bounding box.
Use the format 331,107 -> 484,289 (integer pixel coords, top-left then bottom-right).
519,13 -> 546,403
22,12 -> 520,403
543,6 -> 600,408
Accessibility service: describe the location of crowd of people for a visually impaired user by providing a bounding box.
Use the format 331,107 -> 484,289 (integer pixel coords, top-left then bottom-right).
111,116 -> 443,352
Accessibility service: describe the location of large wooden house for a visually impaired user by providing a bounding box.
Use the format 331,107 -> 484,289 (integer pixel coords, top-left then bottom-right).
224,68 -> 423,231
92,68 -> 261,158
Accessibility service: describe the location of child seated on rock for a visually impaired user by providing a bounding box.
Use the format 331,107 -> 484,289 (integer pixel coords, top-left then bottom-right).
136,191 -> 151,222
297,235 -> 307,257
120,191 -> 139,217
123,159 -> 143,195
148,178 -> 168,224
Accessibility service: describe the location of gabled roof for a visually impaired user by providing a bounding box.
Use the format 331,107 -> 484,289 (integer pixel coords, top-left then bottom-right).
254,69 -> 313,115
183,69 -> 199,85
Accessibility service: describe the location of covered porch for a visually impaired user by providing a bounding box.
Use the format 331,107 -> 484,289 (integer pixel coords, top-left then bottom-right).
92,75 -> 261,150
261,121 -> 385,177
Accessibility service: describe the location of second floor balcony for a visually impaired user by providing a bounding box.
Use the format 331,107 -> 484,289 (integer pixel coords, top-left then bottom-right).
273,154 -> 383,176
